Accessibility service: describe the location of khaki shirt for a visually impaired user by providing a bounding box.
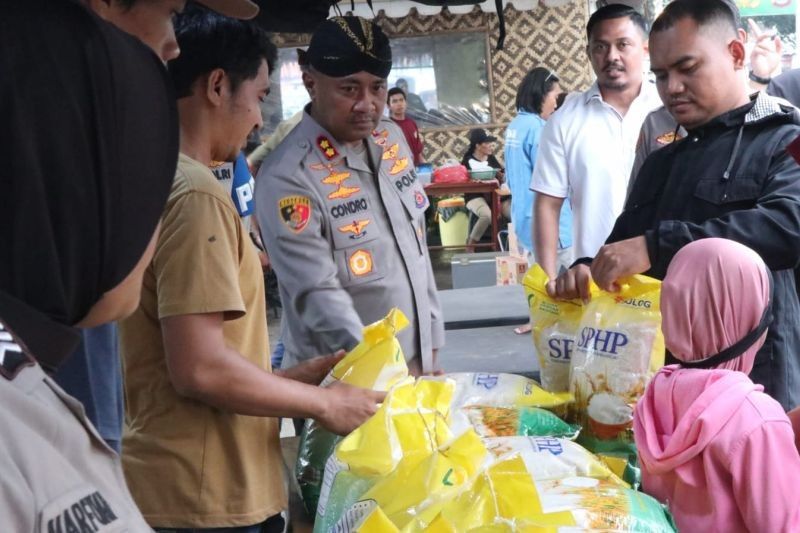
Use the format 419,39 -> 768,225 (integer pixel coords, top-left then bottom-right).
0,319 -> 151,533
257,113 -> 444,372
119,154 -> 285,528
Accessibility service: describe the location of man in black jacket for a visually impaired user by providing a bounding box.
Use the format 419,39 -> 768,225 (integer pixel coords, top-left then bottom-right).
551,0 -> 800,409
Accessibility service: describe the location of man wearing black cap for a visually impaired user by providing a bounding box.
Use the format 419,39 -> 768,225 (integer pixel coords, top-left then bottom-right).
460,128 -> 509,252
257,16 -> 444,376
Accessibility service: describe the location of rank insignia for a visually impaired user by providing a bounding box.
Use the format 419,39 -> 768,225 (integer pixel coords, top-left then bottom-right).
348,249 -> 374,277
317,136 -> 338,160
278,196 -> 312,233
338,219 -> 371,239
656,131 -> 683,145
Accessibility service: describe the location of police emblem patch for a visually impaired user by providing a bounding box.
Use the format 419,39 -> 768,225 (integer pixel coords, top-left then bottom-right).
348,249 -> 373,276
278,196 -> 312,233
338,219 -> 370,239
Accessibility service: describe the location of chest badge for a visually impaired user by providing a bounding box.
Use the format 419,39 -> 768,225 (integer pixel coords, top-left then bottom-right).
310,160 -> 361,201
656,131 -> 683,145
338,219 -> 371,240
317,136 -> 339,160
382,143 -> 409,176
349,249 -> 374,277
278,195 -> 312,234
372,129 -> 389,147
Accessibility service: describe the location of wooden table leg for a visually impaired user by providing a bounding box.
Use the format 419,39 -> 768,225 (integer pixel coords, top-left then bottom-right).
491,190 -> 501,251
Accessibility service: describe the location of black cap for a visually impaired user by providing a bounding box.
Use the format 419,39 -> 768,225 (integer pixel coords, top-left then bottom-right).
469,128 -> 497,145
299,16 -> 392,78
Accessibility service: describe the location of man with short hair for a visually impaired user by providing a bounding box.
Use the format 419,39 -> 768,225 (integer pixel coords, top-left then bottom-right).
532,4 -> 661,280
388,87 -> 424,166
119,7 -> 384,531
626,5 -> 782,198
551,0 -> 800,410
257,16 -> 444,376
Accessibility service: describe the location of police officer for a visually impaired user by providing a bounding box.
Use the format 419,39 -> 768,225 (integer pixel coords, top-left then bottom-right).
257,16 -> 444,375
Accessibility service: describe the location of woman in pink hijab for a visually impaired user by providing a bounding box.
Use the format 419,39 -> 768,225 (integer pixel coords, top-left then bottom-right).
633,238 -> 800,533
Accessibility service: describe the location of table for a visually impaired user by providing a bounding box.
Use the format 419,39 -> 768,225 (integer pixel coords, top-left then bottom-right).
424,180 -> 502,251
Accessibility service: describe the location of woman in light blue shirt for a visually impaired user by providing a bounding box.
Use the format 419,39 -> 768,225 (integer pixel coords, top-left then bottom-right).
504,68 -> 572,334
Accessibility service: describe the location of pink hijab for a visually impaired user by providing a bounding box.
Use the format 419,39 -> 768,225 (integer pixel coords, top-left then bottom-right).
661,238 -> 770,374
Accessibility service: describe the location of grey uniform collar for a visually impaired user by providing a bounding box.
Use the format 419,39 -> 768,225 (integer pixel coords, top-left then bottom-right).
299,109 -> 380,174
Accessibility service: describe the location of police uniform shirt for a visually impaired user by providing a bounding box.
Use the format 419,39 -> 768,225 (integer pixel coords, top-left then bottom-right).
0,296 -> 151,533
627,105 -> 686,200
257,112 -> 444,371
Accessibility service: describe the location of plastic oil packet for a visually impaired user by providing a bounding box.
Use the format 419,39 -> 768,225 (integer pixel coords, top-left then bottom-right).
296,308 -> 410,513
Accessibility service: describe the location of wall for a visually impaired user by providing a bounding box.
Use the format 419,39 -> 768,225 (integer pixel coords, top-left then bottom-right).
273,2 -> 593,164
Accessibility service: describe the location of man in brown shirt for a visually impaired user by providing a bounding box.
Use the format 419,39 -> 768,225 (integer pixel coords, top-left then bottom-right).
119,6 -> 384,531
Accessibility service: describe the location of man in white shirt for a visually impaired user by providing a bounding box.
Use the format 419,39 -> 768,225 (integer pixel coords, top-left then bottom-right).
532,4 -> 662,278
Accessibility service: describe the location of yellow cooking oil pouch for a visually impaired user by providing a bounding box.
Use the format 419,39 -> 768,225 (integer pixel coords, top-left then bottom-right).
314,379 -> 456,533
361,429 -> 487,531
297,308 -> 410,514
429,455 -> 547,531
523,264 -> 583,393
355,507 -> 400,532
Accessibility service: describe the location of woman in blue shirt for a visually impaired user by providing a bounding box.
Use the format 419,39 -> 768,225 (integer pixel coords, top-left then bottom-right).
504,68 -> 572,334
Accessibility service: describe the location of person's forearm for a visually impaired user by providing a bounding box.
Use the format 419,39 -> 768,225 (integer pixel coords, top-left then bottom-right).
170,344 -> 329,420
533,194 -> 562,279
787,406 -> 800,451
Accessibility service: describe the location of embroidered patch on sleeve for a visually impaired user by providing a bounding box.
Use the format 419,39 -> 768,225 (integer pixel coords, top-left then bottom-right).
278,196 -> 312,233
